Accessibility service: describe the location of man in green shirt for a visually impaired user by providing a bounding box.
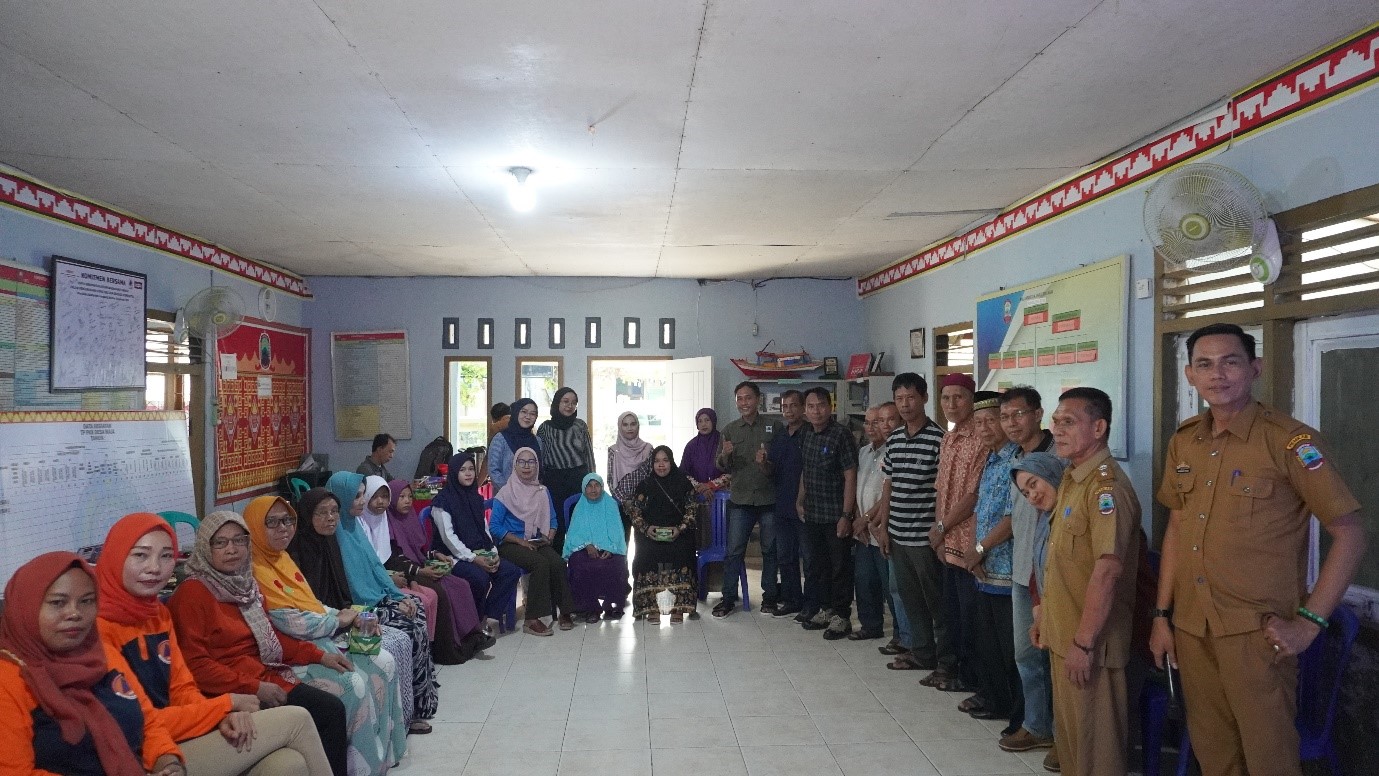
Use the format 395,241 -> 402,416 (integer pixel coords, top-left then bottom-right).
713,380 -> 776,617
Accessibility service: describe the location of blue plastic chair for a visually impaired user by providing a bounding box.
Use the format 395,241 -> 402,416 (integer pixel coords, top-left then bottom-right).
1139,676 -> 1192,776
418,505 -> 433,544
695,490 -> 750,611
483,497 -> 534,633
1297,605 -> 1359,775
562,494 -> 579,533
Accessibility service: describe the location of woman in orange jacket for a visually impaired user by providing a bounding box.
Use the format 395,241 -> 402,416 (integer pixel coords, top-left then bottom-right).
96,513 -> 332,776
0,551 -> 183,776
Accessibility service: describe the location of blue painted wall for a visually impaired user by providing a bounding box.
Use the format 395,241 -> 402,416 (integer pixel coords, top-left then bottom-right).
303,275 -> 865,473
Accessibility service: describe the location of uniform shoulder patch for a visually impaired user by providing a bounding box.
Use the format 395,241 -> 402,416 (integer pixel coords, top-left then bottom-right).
1097,491 -> 1116,515
1285,433 -> 1312,450
1295,442 -> 1325,470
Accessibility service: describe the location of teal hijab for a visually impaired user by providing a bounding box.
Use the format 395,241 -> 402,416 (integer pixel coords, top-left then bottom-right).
562,473 -> 628,559
326,471 -> 404,605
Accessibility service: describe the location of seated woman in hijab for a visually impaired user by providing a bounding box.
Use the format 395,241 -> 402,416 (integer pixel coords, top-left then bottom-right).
1,551 -> 186,776
385,478 -> 496,661
96,512 -> 333,776
242,495 -> 413,760
564,473 -> 631,623
535,387 -> 595,552
166,511 -> 361,776
680,407 -> 729,497
320,474 -> 441,733
627,446 -> 700,623
429,452 -> 524,626
357,477 -> 440,642
489,447 -> 576,635
486,397 -> 540,491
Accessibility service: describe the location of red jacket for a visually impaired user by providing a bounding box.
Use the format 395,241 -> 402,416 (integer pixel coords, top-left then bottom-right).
166,579 -> 324,695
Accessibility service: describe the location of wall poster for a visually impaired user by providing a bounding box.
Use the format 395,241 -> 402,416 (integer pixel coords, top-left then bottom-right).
331,331 -> 412,441
976,255 -> 1129,458
50,256 -> 147,390
215,318 -> 310,503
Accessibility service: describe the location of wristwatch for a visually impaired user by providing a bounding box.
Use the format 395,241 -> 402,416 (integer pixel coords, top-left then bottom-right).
936,521 -> 945,533
1151,608 -> 1173,619
974,541 -> 986,555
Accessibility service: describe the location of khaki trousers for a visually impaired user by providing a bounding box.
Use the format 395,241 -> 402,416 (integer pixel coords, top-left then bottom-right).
1175,627 -> 1301,776
177,705 -> 333,776
1049,652 -> 1128,776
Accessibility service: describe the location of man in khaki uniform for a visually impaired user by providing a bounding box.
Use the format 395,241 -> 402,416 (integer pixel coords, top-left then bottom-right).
1035,386 -> 1139,776
1151,323 -> 1366,776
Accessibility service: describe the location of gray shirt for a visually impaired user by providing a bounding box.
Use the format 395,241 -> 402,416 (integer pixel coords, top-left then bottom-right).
1010,430 -> 1054,586
356,457 -> 394,482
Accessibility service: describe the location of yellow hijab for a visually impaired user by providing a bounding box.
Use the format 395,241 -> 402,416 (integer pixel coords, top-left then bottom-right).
244,495 -> 326,614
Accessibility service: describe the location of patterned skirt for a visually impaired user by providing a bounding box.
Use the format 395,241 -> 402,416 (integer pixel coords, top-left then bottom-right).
632,563 -> 697,617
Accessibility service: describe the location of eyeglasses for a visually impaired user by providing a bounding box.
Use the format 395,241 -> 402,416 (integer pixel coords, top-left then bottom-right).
999,409 -> 1034,422
264,517 -> 297,530
515,458 -> 538,466
314,507 -> 341,518
210,535 -> 251,550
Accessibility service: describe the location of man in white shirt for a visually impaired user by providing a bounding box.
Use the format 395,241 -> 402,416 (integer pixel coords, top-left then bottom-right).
851,403 -> 899,640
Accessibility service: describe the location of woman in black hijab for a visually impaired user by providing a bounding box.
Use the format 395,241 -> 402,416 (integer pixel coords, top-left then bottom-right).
627,446 -> 699,623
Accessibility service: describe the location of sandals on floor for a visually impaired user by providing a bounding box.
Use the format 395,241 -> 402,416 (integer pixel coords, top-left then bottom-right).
958,694 -> 987,713
408,721 -> 433,735
886,653 -> 929,671
557,616 -> 575,631
878,640 -> 908,656
670,613 -> 684,623
523,620 -> 552,636
919,669 -> 965,692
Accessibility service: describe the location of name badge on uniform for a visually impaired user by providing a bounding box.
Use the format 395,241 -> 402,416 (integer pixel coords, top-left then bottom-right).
1175,463 -> 1190,474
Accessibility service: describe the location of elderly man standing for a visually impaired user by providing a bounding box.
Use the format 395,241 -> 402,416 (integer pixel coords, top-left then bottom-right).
1152,323 -> 1365,776
927,373 -> 985,695
851,402 -> 898,641
1034,387 -> 1140,776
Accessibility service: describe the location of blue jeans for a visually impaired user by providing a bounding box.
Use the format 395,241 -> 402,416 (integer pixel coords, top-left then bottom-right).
773,512 -> 803,607
853,544 -> 888,632
722,503 -> 776,606
1012,582 -> 1052,737
887,559 -> 913,647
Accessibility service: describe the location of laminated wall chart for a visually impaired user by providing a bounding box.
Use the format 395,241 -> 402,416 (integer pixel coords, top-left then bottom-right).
0,259 -> 141,411
331,331 -> 412,441
976,256 -> 1129,457
0,411 -> 196,588
49,256 -> 147,390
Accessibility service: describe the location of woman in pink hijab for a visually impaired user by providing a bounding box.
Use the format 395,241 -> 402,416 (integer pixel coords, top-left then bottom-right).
488,447 -> 576,635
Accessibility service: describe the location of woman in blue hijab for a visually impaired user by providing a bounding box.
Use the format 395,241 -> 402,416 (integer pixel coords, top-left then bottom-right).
563,473 -> 631,622
324,471 -> 440,732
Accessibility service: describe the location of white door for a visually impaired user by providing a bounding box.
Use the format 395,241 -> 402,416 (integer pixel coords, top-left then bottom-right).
1294,313 -> 1379,623
667,356 -> 713,458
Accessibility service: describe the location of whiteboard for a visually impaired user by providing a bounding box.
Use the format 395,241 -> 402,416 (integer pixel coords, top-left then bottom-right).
50,256 -> 147,390
0,411 -> 196,589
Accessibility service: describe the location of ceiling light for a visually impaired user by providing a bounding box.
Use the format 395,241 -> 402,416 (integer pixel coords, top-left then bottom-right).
508,166 -> 535,212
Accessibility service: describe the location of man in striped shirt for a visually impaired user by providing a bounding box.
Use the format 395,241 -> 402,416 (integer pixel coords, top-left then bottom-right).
876,373 -> 952,680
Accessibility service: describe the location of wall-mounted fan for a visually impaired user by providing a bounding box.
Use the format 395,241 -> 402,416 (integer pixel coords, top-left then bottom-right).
178,286 -> 245,342
1143,162 -> 1282,284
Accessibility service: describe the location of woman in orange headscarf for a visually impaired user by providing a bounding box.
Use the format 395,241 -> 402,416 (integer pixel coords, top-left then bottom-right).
0,551 -> 183,776
96,512 -> 332,776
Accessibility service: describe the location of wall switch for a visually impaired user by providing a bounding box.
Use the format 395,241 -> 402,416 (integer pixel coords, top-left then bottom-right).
1135,278 -> 1152,299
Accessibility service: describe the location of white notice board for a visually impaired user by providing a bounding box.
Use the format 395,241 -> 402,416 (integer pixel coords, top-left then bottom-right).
0,411 -> 196,589
50,256 -> 147,390
330,331 -> 412,441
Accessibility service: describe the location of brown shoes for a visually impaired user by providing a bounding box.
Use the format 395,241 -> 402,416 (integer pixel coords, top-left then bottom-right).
998,728 -> 1054,752
522,619 -> 552,636
1042,747 -> 1060,772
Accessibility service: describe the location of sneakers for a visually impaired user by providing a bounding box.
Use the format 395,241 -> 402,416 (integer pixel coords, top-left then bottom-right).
801,609 -> 831,631
794,608 -> 816,624
998,728 -> 1054,752
822,615 -> 853,640
772,603 -> 802,618
1042,748 -> 1060,772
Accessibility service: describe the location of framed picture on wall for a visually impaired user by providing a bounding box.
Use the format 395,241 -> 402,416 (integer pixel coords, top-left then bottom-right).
909,328 -> 926,359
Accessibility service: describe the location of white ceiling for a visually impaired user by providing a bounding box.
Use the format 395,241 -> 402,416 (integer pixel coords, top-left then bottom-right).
0,1 -> 1374,280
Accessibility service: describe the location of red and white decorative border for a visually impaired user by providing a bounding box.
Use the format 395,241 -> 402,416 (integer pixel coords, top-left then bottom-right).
0,169 -> 312,298
859,23 -> 1379,297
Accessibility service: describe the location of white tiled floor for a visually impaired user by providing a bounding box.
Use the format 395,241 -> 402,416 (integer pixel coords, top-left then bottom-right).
404,602 -> 1049,776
